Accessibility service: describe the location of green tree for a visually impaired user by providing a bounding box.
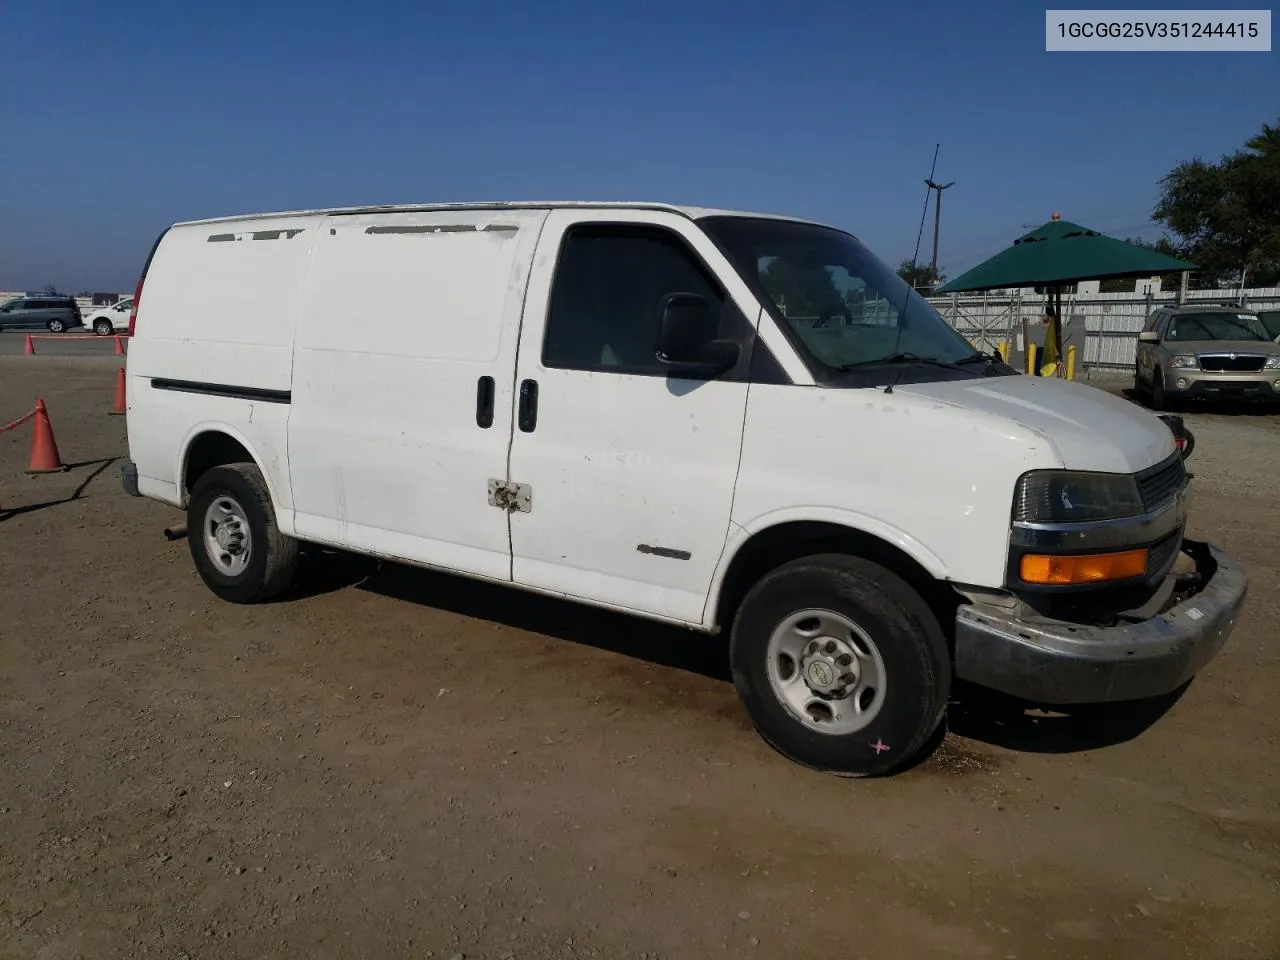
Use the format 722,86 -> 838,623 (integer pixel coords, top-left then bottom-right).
1154,116 -> 1280,287
896,261 -> 944,293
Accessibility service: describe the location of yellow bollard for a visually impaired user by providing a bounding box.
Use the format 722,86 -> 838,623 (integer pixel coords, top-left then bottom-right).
1067,344 -> 1077,380
1026,343 -> 1037,375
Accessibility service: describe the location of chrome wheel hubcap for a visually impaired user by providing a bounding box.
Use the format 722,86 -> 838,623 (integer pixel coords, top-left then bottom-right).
203,496 -> 251,576
766,609 -> 887,735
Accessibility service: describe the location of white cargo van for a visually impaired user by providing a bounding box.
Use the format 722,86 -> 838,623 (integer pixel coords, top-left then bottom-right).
121,202 -> 1247,776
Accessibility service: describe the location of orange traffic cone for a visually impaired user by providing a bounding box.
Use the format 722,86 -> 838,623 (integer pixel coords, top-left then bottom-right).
26,398 -> 66,474
109,367 -> 126,415
24,335 -> 34,355
113,336 -> 124,356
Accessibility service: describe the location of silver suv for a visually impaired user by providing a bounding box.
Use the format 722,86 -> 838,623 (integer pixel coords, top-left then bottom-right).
1135,304 -> 1280,408
0,295 -> 82,333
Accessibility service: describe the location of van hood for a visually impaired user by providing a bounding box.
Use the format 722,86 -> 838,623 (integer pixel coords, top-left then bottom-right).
897,375 -> 1175,474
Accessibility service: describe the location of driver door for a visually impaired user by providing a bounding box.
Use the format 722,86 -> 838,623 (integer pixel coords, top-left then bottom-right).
505,209 -> 762,624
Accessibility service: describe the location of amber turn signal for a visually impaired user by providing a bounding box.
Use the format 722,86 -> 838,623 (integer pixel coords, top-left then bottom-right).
1019,548 -> 1148,585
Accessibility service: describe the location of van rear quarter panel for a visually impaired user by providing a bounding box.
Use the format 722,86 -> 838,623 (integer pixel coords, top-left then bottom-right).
126,216 -> 317,516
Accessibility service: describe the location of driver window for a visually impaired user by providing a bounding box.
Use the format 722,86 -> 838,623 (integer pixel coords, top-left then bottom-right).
543,224 -> 729,377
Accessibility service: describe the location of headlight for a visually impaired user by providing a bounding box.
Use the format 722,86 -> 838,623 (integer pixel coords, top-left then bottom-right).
1265,356 -> 1280,370
1013,471 -> 1144,523
1167,355 -> 1198,369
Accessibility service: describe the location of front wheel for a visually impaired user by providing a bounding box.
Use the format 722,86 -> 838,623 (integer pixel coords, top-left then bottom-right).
187,463 -> 299,603
47,318 -> 66,333
730,554 -> 951,777
1152,371 -> 1172,412
93,319 -> 113,336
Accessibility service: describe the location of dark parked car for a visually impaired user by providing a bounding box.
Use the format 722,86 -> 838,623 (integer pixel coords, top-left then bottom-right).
0,296 -> 82,333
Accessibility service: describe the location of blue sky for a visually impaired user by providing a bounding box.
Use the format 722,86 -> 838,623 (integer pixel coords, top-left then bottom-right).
2,0 -> 1276,291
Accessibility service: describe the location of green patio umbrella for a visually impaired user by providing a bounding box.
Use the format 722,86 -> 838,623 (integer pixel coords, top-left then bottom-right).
937,213 -> 1196,375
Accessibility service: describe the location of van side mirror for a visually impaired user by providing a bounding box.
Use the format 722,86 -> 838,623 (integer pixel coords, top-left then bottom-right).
655,293 -> 740,374
1138,330 -> 1161,343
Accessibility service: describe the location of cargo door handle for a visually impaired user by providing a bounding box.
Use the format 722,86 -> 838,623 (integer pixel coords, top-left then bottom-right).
476,375 -> 495,428
517,378 -> 538,433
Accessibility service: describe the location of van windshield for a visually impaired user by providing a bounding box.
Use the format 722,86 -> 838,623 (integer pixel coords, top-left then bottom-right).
700,216 -> 982,378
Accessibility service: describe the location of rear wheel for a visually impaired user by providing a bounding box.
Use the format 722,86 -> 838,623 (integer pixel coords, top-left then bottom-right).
47,318 -> 66,333
729,554 -> 950,777
93,319 -> 113,336
187,463 -> 299,603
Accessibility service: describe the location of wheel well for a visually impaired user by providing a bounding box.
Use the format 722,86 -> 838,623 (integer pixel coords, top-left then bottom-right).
183,432 -> 254,495
713,521 -> 960,640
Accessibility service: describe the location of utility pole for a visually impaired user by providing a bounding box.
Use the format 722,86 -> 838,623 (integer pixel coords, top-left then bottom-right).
924,177 -> 955,285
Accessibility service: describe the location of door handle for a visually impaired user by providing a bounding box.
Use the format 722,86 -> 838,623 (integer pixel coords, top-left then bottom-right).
517,378 -> 538,433
476,375 -> 495,428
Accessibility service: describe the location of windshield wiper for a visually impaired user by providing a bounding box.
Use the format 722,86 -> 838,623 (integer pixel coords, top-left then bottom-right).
835,352 -> 970,394
954,351 -> 1010,376
834,352 -> 961,372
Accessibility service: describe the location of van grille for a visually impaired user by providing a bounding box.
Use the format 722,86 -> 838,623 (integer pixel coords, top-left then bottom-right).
1198,353 -> 1266,373
1136,454 -> 1186,512
1147,529 -> 1183,579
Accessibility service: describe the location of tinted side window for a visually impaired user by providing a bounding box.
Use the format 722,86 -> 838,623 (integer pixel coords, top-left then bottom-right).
1155,313 -> 1171,337
1142,311 -> 1161,332
543,225 -> 727,377
29,300 -> 53,309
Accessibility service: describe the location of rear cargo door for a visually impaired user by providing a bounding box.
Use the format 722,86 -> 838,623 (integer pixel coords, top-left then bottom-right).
288,208 -> 548,581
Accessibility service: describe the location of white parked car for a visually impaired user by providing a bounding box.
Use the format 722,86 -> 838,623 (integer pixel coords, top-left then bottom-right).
84,297 -> 133,336
119,201 -> 1247,777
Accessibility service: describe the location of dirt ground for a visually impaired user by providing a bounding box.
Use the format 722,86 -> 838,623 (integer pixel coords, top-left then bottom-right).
2,351 -> 1278,960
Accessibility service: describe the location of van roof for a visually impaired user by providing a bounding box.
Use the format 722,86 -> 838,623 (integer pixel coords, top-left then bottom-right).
174,201 -> 831,229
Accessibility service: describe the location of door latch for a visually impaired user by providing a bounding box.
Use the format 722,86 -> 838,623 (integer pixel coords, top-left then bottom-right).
488,479 -> 532,513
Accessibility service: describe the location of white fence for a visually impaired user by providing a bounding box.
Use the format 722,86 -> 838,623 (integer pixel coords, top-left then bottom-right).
927,287 -> 1280,371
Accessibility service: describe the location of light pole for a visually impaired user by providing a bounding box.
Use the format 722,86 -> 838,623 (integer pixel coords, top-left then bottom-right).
924,178 -> 955,287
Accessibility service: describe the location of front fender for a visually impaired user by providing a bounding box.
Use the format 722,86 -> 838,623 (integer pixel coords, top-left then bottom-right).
701,506 -> 950,628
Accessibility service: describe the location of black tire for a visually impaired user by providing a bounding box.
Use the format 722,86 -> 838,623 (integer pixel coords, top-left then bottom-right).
1177,425 -> 1195,460
1149,370 -> 1166,410
729,554 -> 951,777
187,463 -> 299,603
47,318 -> 65,333
1133,366 -> 1147,399
93,319 -> 113,336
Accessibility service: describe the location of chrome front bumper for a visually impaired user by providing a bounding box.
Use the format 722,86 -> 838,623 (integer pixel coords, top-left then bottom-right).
954,540 -> 1247,704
